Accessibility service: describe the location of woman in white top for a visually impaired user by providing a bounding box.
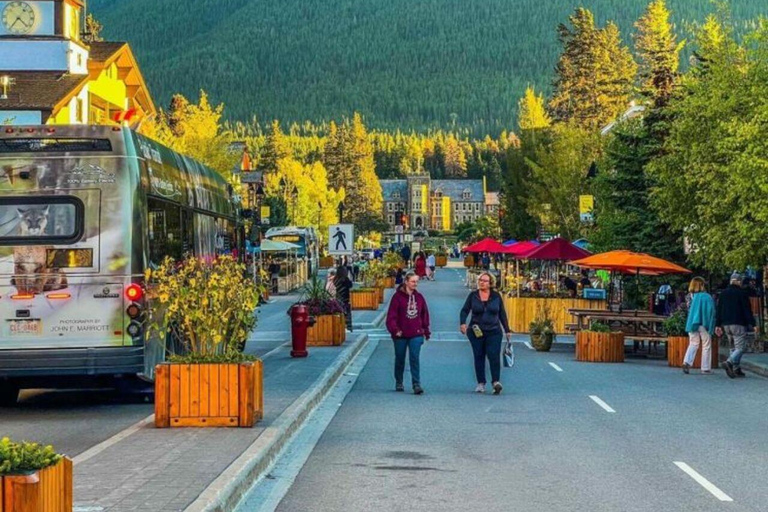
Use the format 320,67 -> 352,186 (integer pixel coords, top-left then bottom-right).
325,268 -> 337,297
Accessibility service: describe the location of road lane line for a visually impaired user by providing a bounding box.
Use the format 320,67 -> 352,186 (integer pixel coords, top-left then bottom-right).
548,362 -> 563,372
674,462 -> 733,502
73,414 -> 154,466
524,341 -> 534,350
260,341 -> 290,359
589,395 -> 616,413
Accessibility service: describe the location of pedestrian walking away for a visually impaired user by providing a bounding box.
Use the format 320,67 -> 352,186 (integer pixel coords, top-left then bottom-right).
334,265 -> 354,332
386,271 -> 431,395
325,268 -> 337,297
426,253 -> 436,281
414,252 -> 427,279
717,272 -> 758,378
683,277 -> 717,375
460,271 -> 512,394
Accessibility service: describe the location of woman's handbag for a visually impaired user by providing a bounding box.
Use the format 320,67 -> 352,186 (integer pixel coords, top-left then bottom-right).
503,339 -> 514,368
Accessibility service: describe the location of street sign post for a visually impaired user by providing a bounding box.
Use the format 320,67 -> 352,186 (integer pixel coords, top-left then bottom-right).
329,224 -> 354,255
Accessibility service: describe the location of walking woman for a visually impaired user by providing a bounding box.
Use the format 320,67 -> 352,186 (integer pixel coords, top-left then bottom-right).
683,277 -> 716,375
334,265 -> 354,332
414,252 -> 427,279
386,271 -> 431,394
460,272 -> 511,394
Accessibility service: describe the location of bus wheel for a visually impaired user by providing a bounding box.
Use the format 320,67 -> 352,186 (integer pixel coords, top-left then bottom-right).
0,383 -> 20,406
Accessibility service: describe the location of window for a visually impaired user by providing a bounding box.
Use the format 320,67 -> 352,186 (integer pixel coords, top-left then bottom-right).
388,214 -> 394,224
462,189 -> 471,200
462,203 -> 467,211
76,98 -> 84,123
475,203 -> 480,211
387,203 -> 393,212
454,204 -> 459,212
0,196 -> 84,245
393,191 -> 400,199
148,198 -> 183,264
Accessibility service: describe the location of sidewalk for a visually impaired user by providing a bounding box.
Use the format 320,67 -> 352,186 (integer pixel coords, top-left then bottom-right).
72,288 -> 388,512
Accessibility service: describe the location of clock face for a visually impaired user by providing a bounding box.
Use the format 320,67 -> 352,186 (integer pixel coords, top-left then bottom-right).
2,2 -> 36,35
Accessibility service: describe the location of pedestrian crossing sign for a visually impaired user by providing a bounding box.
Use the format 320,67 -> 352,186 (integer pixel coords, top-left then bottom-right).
329,224 -> 354,255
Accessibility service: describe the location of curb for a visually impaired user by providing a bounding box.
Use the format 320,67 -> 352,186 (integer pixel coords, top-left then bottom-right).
184,332 -> 370,512
353,308 -> 387,330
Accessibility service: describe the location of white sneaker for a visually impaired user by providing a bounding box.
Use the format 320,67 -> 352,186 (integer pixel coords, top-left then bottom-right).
475,383 -> 486,393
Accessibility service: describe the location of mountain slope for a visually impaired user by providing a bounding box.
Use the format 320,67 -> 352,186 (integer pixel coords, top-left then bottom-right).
90,0 -> 762,133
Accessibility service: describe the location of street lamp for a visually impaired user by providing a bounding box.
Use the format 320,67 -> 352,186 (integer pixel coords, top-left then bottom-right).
337,201 -> 345,223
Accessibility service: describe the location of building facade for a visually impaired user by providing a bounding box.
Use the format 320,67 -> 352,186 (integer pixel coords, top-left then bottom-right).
0,0 -> 154,126
380,175 -> 487,232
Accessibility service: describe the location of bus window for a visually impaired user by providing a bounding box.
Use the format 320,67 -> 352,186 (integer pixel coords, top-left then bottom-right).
148,198 -> 182,264
0,196 -> 84,245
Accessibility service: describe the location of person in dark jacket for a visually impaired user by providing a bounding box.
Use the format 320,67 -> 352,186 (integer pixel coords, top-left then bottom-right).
717,272 -> 758,378
334,265 -> 354,332
386,271 -> 431,394
460,271 -> 512,395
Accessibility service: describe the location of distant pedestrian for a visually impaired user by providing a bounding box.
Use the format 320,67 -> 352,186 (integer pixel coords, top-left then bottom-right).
415,252 -> 427,279
334,265 -> 354,332
268,260 -> 280,293
481,253 -> 491,270
401,245 -> 412,268
325,268 -> 337,297
460,272 -> 512,395
683,277 -> 716,375
386,271 -> 431,395
426,253 -> 436,281
717,273 -> 757,378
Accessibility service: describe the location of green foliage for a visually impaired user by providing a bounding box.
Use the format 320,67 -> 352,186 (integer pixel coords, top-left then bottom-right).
663,308 -> 688,336
168,353 -> 259,364
518,86 -> 552,131
587,321 -> 613,333
0,437 -> 62,475
90,0 -> 763,134
648,14 -> 768,270
549,8 -> 638,131
529,302 -> 556,336
635,0 -> 684,105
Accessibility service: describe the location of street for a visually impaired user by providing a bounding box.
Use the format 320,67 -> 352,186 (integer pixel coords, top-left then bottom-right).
273,267 -> 768,512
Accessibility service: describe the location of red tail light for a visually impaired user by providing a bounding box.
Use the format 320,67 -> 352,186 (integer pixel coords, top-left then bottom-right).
125,284 -> 143,301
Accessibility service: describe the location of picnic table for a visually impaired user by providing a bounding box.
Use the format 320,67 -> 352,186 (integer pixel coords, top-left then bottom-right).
568,308 -> 669,356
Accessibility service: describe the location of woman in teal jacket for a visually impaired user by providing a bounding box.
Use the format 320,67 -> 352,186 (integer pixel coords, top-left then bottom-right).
683,277 -> 717,374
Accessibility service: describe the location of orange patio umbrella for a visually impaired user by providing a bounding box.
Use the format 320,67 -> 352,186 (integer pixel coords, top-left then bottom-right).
569,250 -> 690,275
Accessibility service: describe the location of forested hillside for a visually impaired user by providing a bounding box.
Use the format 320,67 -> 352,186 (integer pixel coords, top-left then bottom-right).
91,0 -> 763,133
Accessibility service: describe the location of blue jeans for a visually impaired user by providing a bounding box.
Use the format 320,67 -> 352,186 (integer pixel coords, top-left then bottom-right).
724,324 -> 748,369
468,329 -> 503,384
393,336 -> 424,385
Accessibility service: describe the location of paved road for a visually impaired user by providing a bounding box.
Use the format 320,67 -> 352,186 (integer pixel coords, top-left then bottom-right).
277,267 -> 768,511
0,290 -> 300,458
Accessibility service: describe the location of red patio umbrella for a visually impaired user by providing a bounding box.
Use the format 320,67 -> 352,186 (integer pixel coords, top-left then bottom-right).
520,237 -> 591,261
462,238 -> 507,253
502,240 -> 540,257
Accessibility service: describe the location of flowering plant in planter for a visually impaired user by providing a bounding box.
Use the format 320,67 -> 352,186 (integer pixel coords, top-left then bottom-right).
382,252 -> 405,275
0,437 -> 61,475
147,255 -> 262,362
292,275 -> 346,315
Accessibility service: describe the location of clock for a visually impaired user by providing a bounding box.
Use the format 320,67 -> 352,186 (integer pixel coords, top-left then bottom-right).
2,1 -> 36,35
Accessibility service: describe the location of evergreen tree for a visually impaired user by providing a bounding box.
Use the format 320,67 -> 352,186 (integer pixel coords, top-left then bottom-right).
257,120 -> 292,175
501,137 -> 539,241
443,136 -> 468,177
634,0 -> 683,106
518,86 -> 551,131
549,8 -> 637,131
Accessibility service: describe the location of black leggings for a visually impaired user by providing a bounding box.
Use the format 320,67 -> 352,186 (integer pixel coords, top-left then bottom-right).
468,329 -> 503,384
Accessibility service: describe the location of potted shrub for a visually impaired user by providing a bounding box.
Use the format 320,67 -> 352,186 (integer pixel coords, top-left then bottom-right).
529,302 -> 556,351
435,251 -> 448,267
293,276 -> 347,346
576,321 -> 625,363
381,252 -> 404,287
664,307 -> 717,368
0,437 -> 72,511
363,260 -> 389,304
148,255 -> 264,428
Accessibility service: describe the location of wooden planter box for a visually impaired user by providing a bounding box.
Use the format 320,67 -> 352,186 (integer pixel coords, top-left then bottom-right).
436,255 -> 448,267
375,286 -> 385,304
1,458 -> 73,512
463,256 -> 473,268
154,361 -> 263,428
504,297 -> 606,334
350,289 -> 379,310
319,256 -> 335,269
307,314 -> 346,346
381,277 -> 395,288
576,331 -> 625,363
668,335 -> 719,368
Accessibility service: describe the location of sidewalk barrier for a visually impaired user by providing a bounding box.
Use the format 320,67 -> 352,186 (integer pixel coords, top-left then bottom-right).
0,457 -> 73,512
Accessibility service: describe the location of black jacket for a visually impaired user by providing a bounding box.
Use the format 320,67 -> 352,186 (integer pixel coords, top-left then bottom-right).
716,285 -> 754,328
334,277 -> 353,304
460,290 -> 511,334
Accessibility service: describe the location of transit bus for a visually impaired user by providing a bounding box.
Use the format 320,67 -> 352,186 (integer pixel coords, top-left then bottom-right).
0,125 -> 240,404
264,226 -> 319,275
